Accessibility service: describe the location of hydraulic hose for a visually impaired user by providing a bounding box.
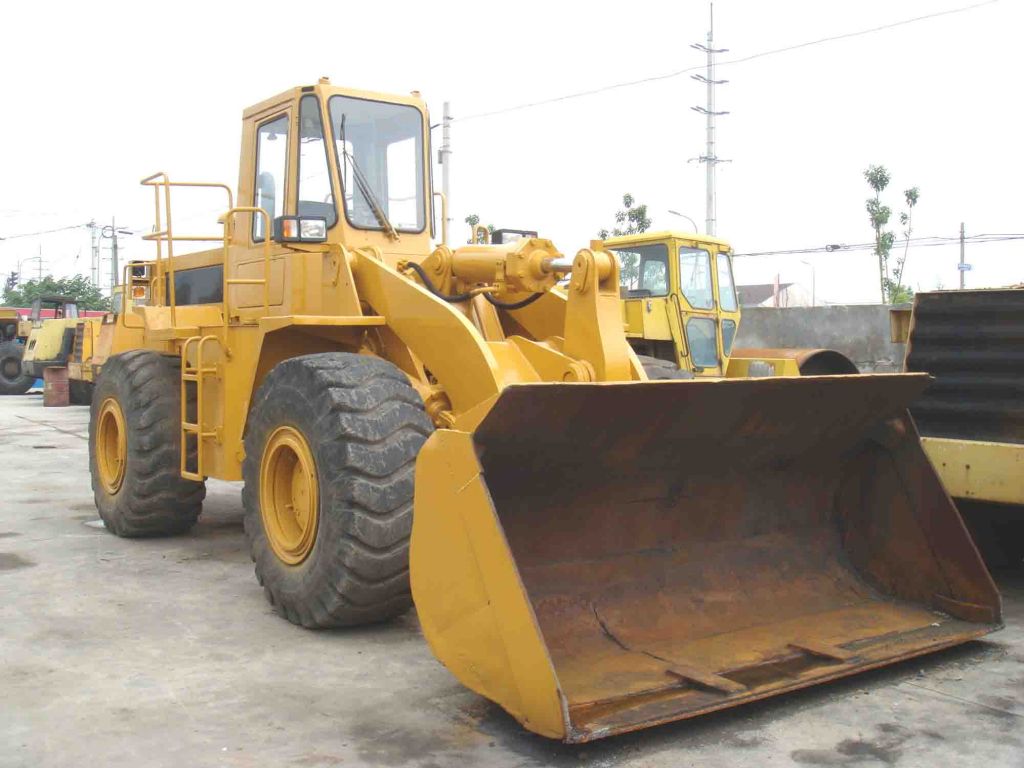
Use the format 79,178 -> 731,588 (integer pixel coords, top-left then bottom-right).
403,261 -> 475,303
483,292 -> 545,310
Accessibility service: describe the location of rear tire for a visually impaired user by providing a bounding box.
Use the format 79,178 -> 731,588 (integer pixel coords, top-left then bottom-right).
0,341 -> 33,395
638,354 -> 693,380
242,353 -> 433,628
70,379 -> 94,405
89,351 -> 205,537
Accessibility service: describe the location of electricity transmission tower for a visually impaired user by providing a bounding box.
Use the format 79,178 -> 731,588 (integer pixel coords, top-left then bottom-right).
690,3 -> 730,236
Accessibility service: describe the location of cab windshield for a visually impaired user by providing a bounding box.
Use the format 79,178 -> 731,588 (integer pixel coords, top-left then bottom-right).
328,95 -> 425,233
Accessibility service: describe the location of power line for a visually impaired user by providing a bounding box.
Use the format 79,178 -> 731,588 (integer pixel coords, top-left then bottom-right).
734,232 -> 1024,258
455,0 -> 999,123
716,0 -> 998,68
0,222 -> 92,240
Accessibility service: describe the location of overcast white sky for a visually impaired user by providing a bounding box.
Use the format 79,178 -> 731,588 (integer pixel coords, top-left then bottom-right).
0,0 -> 1020,303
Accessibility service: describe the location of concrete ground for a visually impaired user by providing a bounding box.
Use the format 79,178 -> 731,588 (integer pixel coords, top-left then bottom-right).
1,394 -> 1022,768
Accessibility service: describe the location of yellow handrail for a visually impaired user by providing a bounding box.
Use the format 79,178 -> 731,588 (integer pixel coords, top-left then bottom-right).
139,172 -> 235,327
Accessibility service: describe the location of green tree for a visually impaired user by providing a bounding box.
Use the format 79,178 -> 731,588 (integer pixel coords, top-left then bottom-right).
864,165 -> 892,303
1,274 -> 111,311
892,187 -> 920,304
464,214 -> 494,244
598,193 -> 651,287
864,166 -> 919,304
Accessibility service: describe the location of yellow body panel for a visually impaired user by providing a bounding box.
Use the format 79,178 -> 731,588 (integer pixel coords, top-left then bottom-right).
725,356 -> 800,378
67,318 -> 105,383
922,437 -> 1024,505
21,318 -> 83,375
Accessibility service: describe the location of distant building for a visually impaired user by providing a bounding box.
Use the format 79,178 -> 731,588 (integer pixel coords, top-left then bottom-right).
736,282 -> 812,308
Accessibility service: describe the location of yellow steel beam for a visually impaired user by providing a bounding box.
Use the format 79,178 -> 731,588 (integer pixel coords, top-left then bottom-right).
922,436 -> 1024,505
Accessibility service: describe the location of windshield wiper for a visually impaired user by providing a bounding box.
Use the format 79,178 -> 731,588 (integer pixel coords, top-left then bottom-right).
339,116 -> 399,241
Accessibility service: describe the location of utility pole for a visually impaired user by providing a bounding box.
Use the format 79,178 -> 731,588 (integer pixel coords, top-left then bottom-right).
959,221 -> 966,289
440,102 -> 452,245
690,3 -> 730,236
100,219 -> 132,290
87,220 -> 100,287
111,217 -> 119,290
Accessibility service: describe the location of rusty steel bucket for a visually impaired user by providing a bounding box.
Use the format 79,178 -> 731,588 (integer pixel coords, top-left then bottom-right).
410,374 -> 1001,742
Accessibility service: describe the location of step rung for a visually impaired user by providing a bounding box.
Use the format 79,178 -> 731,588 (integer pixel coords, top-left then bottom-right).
182,425 -> 217,437
181,470 -> 203,482
181,369 -> 217,381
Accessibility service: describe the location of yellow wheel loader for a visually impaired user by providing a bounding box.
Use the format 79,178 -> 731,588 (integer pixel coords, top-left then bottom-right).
894,290 -> 1024,564
605,231 -> 859,378
87,79 -> 999,742
19,296 -> 99,404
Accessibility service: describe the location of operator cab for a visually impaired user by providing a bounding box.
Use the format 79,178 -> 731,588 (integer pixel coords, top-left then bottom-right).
30,295 -> 80,326
127,79 -> 435,321
242,79 -> 432,262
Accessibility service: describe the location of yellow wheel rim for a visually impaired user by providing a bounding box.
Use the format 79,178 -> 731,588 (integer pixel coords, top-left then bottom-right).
260,426 -> 319,566
96,397 -> 127,495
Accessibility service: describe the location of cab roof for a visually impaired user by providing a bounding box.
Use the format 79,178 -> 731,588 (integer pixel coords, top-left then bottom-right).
601,230 -> 733,250
242,79 -> 428,121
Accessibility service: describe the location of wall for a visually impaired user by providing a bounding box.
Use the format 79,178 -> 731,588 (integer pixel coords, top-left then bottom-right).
734,305 -> 905,373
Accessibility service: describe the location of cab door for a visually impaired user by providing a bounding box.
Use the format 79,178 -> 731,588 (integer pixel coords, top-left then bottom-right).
675,243 -> 722,376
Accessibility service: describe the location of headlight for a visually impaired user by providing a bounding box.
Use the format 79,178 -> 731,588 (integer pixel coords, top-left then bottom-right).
273,216 -> 328,243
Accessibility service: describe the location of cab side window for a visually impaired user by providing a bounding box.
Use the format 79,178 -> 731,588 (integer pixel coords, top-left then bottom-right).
253,115 -> 289,241
717,253 -> 738,312
611,243 -> 669,297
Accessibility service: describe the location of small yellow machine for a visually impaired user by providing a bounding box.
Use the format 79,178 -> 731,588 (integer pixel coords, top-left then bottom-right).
0,307 -> 32,394
605,230 -> 858,378
87,79 -> 999,742
895,290 -> 1024,563
20,296 -> 98,404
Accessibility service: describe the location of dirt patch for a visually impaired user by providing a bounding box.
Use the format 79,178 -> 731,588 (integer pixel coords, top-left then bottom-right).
0,552 -> 36,571
791,723 -> 912,765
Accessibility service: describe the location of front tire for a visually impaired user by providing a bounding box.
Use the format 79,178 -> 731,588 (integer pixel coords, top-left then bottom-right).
637,354 -> 694,380
89,351 -> 205,536
242,353 -> 433,628
0,341 -> 33,395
